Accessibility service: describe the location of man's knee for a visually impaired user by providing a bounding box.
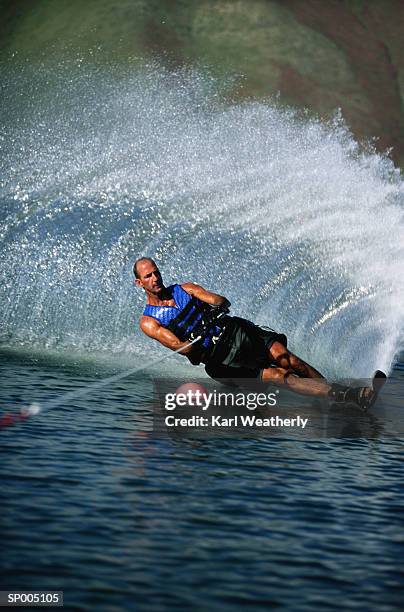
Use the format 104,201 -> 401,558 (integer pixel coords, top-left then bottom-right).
289,354 -> 310,376
262,367 -> 296,385
269,343 -> 313,377
269,343 -> 291,368
269,341 -> 288,361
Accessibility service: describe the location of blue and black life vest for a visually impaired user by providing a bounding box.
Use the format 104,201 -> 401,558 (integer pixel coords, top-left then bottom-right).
143,284 -> 222,349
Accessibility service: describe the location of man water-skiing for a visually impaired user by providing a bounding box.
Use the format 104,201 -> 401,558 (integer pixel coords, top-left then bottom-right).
135,257 -> 385,408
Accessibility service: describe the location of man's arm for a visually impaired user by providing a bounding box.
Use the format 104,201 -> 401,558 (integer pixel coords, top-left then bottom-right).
181,282 -> 230,308
140,316 -> 194,355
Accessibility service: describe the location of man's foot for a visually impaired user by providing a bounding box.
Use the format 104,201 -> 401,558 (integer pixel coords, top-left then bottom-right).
328,371 -> 386,411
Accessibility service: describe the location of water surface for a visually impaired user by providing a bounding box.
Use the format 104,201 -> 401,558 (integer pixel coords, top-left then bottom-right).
1,350 -> 403,610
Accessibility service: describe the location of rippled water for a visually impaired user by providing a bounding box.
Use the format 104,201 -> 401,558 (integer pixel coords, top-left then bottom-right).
1,350 -> 403,611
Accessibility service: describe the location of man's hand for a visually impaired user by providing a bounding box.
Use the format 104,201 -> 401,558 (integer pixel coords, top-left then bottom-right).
209,298 -> 231,314
188,303 -> 229,341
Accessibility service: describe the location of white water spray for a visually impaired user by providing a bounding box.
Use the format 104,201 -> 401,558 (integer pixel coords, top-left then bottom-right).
1,59 -> 404,377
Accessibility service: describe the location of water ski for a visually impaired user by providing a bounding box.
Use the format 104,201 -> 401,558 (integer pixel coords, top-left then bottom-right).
366,370 -> 387,408
351,369 -> 387,411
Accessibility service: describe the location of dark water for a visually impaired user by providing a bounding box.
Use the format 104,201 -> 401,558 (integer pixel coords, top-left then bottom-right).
1,350 -> 403,611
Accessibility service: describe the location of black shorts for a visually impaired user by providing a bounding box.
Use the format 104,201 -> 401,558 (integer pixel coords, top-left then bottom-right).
204,316 -> 287,382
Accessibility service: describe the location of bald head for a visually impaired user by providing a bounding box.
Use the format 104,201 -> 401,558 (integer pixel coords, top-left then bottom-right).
133,257 -> 156,279
134,258 -> 164,296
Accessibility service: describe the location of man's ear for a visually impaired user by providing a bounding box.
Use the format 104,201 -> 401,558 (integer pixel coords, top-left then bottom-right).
135,278 -> 143,287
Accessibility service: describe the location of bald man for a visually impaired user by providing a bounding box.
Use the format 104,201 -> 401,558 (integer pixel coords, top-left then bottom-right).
135,257 -> 385,408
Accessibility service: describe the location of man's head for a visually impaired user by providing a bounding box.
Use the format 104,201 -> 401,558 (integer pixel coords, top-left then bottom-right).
134,257 -> 164,295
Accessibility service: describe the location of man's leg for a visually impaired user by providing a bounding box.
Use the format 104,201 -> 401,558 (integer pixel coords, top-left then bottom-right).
261,354 -> 380,408
269,341 -> 325,379
261,366 -> 331,397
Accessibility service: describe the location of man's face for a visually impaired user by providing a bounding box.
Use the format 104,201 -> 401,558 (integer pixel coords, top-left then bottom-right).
135,260 -> 164,295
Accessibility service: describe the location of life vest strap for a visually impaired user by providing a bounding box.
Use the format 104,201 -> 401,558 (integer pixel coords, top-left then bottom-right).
166,296 -> 211,341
